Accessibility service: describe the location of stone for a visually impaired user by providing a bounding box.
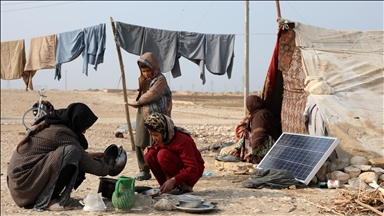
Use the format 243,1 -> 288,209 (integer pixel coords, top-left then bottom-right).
359,172 -> 378,184
371,167 -> 384,175
328,170 -> 350,184
350,156 -> 368,165
352,164 -> 372,171
348,178 -> 369,190
343,166 -> 361,178
330,158 -> 350,171
316,161 -> 331,181
379,174 -> 384,183
368,157 -> 384,169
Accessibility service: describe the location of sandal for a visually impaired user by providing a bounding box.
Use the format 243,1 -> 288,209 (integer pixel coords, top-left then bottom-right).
45,203 -> 72,211
135,171 -> 151,181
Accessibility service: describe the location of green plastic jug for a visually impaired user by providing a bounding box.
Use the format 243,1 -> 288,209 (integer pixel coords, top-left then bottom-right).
111,176 -> 136,212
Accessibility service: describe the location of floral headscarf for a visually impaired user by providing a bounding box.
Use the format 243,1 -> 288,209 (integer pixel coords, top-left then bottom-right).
144,113 -> 190,144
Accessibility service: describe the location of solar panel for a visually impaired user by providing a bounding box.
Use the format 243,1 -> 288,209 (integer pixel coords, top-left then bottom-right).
257,132 -> 339,185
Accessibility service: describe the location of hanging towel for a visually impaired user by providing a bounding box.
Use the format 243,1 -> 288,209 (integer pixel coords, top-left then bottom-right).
82,23 -> 106,75
24,34 -> 57,71
142,27 -> 181,78
205,34 -> 235,79
114,22 -> 144,55
178,31 -> 206,84
55,29 -> 84,80
1,39 -> 26,80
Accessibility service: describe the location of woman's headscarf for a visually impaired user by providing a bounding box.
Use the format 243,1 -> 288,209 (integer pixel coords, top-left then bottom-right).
246,95 -> 266,116
34,103 -> 98,149
144,113 -> 190,144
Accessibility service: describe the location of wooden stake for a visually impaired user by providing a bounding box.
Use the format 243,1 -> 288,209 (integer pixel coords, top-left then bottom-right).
275,0 -> 282,18
110,17 -> 135,151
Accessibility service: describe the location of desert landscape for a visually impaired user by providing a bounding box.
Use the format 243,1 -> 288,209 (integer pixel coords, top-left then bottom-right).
0,89 -> 358,215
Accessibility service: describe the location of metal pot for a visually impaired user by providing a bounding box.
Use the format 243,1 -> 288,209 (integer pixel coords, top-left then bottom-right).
103,144 -> 127,176
98,177 -> 117,199
98,177 -> 153,199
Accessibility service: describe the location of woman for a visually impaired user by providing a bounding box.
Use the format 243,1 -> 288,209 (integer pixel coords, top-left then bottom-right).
143,113 -> 204,195
128,52 -> 172,181
7,103 -> 110,211
230,95 -> 282,164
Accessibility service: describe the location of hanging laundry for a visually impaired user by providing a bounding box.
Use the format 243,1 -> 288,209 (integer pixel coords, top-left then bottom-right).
204,33 -> 235,79
55,29 -> 84,80
23,34 -> 57,90
178,32 -> 206,83
114,22 -> 181,78
25,34 -> 57,71
1,39 -> 26,80
114,21 -> 235,84
115,22 -> 144,55
178,32 -> 235,84
82,23 -> 106,75
142,27 -> 180,78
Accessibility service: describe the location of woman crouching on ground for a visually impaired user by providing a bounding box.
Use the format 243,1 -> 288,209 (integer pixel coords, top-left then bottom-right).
7,103 -> 111,211
143,113 -> 205,195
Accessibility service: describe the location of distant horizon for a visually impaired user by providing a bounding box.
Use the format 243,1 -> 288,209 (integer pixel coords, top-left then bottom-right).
0,86 -> 261,94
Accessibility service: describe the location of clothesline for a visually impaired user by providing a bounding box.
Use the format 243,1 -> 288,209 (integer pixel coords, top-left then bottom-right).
3,32 -> 276,42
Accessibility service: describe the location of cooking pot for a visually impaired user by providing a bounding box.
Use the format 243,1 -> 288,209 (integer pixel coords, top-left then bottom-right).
98,177 -> 153,199
103,144 -> 127,176
98,177 -> 117,199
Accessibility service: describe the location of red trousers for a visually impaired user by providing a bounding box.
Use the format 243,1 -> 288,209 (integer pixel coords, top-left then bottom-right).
144,148 -> 202,187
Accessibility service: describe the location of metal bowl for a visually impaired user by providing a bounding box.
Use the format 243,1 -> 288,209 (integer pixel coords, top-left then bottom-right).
141,188 -> 160,197
103,144 -> 127,176
178,199 -> 204,208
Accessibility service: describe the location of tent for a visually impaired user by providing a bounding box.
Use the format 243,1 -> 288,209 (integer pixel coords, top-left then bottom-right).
261,19 -> 383,159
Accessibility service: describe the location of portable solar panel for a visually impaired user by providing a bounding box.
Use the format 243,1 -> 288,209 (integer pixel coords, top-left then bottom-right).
257,132 -> 340,185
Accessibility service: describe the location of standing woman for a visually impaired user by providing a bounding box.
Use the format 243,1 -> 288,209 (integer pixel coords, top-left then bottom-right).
143,113 -> 205,194
7,103 -> 110,211
230,95 -> 282,164
128,52 -> 172,181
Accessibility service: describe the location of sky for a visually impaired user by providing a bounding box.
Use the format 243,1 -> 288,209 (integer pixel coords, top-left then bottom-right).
1,1 -> 383,93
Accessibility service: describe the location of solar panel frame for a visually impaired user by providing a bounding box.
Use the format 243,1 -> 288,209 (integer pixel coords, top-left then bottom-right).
256,132 -> 339,185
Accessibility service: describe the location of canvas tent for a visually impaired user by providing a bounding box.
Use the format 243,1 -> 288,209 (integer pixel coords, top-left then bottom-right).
261,19 -> 383,159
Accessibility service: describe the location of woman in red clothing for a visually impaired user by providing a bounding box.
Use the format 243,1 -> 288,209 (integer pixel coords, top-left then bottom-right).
143,113 -> 205,195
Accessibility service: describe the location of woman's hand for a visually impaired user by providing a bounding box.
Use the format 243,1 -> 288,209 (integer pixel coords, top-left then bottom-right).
160,177 -> 177,194
243,152 -> 254,161
143,146 -> 151,155
127,101 -> 139,108
89,152 -> 107,159
229,148 -> 239,156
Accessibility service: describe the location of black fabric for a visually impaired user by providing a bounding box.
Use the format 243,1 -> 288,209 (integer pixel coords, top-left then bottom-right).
52,165 -> 76,199
34,103 -> 98,150
242,169 -> 307,189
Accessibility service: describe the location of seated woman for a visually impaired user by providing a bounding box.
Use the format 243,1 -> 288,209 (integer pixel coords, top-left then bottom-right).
7,103 -> 111,211
143,113 -> 205,195
229,95 -> 282,164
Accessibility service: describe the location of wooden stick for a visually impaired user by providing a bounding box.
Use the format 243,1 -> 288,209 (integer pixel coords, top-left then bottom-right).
109,17 -> 135,150
275,0 -> 281,18
354,199 -> 384,216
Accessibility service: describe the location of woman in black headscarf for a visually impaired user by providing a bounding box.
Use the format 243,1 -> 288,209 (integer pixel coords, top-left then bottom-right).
7,103 -> 111,211
229,95 -> 282,164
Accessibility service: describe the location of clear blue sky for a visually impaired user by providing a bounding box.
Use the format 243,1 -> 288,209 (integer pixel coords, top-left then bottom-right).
1,1 -> 383,92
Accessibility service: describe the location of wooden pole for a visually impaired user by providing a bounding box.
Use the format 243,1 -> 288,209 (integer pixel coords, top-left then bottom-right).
244,0 -> 249,115
110,17 -> 135,151
275,0 -> 281,18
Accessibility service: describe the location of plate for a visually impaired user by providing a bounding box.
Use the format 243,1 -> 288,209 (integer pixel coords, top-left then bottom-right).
175,203 -> 216,213
141,188 -> 160,197
135,186 -> 153,193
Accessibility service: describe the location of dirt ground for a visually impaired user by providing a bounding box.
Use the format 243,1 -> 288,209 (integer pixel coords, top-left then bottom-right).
1,89 -> 343,216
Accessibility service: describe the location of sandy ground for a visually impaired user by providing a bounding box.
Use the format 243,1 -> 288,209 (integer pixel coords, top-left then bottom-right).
1,89 -> 341,216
